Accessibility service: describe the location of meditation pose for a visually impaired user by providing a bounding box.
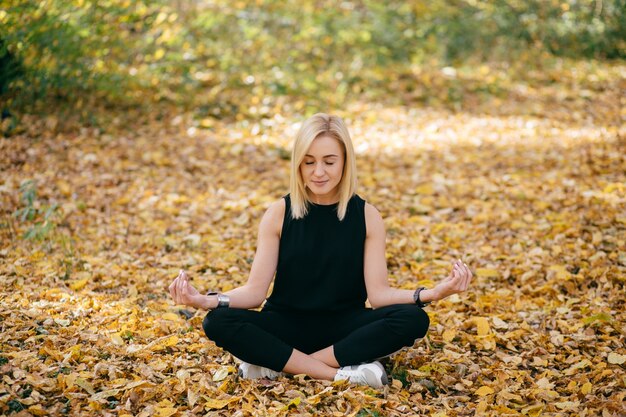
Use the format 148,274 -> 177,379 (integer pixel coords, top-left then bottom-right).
169,113 -> 472,388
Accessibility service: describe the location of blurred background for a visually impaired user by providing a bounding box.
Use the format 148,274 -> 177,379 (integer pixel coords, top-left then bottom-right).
2,0 -> 624,131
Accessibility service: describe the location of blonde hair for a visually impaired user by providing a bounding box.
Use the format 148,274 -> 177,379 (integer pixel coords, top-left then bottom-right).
289,113 -> 357,221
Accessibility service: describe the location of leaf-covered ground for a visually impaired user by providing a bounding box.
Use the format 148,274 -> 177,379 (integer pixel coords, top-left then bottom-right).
1,65 -> 625,416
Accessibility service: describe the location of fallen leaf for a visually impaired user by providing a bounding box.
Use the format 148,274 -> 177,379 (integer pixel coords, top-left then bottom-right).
476,268 -> 499,278
442,328 -> 456,342
607,352 -> 625,365
474,317 -> 491,336
69,278 -> 89,291
475,386 -> 494,396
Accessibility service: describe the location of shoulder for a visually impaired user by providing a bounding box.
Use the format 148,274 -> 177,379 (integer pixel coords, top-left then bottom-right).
364,201 -> 384,237
260,198 -> 286,235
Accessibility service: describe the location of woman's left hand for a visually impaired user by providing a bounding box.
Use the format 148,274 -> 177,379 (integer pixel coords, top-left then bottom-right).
433,259 -> 473,301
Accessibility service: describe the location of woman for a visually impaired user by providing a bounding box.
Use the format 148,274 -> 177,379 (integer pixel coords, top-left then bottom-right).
169,113 -> 472,388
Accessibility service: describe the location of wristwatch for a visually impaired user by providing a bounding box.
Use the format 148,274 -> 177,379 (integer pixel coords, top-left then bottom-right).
207,291 -> 230,309
413,287 -> 431,308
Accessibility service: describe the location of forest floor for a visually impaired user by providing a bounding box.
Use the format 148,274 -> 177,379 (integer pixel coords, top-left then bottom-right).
1,62 -> 625,416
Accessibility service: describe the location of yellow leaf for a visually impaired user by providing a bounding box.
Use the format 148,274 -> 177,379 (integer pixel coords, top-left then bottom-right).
285,397 -> 301,409
162,312 -> 181,321
212,366 -> 234,382
204,396 -> 240,410
521,403 -> 544,417
565,359 -> 591,375
555,401 -> 580,411
150,335 -> 179,352
155,407 -> 177,417
549,265 -> 571,279
28,405 -> 48,416
607,352 -> 625,365
476,268 -> 499,278
154,48 -> 165,60
442,329 -> 456,342
474,317 -> 491,336
200,118 -> 214,128
57,180 -> 72,196
475,401 -> 488,414
475,386 -> 494,396
536,377 -> 554,390
69,278 -> 89,291
54,318 -> 71,327
110,333 -> 125,345
415,183 -> 434,195
581,382 -> 592,395
75,377 -> 95,395
188,389 -> 200,408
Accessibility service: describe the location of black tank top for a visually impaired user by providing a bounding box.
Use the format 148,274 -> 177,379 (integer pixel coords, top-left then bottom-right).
264,194 -> 368,313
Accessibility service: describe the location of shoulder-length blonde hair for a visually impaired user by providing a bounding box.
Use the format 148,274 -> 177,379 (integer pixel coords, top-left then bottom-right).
289,113 -> 357,221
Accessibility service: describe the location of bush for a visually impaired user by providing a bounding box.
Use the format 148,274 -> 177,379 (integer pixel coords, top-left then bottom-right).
0,0 -> 624,115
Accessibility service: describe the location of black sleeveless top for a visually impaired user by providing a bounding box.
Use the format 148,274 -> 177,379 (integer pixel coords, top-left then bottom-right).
264,194 -> 368,313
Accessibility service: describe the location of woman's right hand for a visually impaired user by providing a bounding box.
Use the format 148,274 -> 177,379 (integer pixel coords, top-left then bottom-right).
168,270 -> 205,309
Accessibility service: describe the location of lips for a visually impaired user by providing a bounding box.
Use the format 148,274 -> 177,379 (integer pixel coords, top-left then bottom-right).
312,180 -> 328,186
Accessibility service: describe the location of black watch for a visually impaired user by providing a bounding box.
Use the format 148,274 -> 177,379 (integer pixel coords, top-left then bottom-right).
413,287 -> 431,308
207,291 -> 230,309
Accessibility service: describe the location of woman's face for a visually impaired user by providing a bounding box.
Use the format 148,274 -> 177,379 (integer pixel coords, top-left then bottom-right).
300,135 -> 345,204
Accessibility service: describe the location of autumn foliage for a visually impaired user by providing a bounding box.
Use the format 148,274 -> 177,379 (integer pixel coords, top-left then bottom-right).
1,1 -> 626,416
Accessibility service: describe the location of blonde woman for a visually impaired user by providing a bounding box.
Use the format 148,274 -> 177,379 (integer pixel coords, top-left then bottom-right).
169,113 -> 472,388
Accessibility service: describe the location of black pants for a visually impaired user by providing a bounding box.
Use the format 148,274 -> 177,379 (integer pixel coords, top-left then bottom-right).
202,304 -> 429,372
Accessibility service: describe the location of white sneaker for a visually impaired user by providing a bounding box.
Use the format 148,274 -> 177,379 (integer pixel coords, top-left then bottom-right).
334,361 -> 388,389
238,361 -> 282,380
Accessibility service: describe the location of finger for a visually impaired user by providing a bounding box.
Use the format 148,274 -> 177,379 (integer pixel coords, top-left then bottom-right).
464,264 -> 472,289
460,264 -> 470,290
173,280 -> 183,303
176,276 -> 185,297
462,263 -> 471,277
179,280 -> 188,298
169,276 -> 179,297
452,268 -> 461,283
453,264 -> 463,279
169,272 -> 180,290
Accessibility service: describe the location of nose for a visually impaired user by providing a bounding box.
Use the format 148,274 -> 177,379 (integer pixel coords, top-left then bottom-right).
314,163 -> 325,177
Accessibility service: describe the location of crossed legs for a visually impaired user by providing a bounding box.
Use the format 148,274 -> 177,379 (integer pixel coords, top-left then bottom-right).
202,304 -> 429,380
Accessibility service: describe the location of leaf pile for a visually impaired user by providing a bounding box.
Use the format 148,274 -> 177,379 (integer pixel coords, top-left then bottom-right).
0,64 -> 625,416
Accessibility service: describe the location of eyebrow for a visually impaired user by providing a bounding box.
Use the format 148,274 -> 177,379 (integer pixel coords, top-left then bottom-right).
304,154 -> 339,158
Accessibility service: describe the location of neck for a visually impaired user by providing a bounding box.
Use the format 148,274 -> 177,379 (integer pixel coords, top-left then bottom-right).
308,190 -> 339,205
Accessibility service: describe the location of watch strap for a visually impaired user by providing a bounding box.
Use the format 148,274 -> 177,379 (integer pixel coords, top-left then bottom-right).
207,291 -> 230,309
413,287 -> 431,308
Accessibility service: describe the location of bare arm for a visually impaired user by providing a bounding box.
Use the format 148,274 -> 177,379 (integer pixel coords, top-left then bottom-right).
169,199 -> 285,310
363,203 -> 472,308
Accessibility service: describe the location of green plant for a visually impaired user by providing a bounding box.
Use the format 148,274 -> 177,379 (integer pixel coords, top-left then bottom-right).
356,408 -> 382,417
390,366 -> 409,387
12,180 -> 60,241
